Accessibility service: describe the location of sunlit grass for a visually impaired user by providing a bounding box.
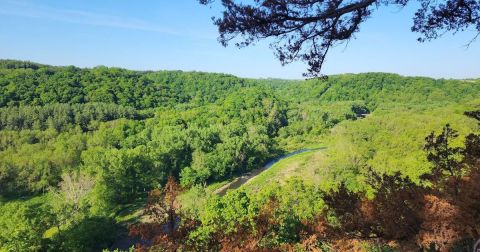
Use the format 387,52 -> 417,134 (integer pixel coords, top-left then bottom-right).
114,198 -> 146,224
241,148 -> 326,192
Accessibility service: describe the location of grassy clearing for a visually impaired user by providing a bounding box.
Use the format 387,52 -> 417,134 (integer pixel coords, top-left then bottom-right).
114,197 -> 147,224
241,148 -> 326,192
277,136 -> 327,153
205,180 -> 232,193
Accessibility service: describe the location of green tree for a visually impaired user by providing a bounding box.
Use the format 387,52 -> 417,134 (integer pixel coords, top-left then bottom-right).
424,124 -> 465,181
0,201 -> 54,251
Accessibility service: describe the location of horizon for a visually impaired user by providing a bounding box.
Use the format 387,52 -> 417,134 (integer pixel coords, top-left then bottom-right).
2,58 -> 479,81
1,0 -> 480,79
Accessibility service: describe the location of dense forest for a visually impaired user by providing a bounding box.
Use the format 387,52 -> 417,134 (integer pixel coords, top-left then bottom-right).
0,60 -> 479,251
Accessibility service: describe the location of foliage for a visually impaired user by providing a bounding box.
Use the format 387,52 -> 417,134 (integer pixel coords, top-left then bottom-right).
423,124 -> 466,194
200,0 -> 480,76
0,198 -> 54,252
314,106 -> 478,193
136,119 -> 480,251
0,103 -> 147,131
49,216 -> 119,252
129,177 -> 199,252
0,60 -> 252,108
2,60 -> 480,250
49,172 -> 95,230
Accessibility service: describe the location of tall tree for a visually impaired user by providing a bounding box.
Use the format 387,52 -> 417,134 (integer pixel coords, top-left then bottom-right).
50,172 -> 95,231
424,124 -> 464,181
129,177 -> 198,252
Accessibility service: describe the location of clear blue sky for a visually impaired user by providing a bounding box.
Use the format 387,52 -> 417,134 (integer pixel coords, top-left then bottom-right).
0,0 -> 479,79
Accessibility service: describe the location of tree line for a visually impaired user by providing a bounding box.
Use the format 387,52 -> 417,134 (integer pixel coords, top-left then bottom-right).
0,103 -> 149,131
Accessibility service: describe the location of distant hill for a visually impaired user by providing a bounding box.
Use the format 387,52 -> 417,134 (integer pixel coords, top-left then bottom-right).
0,59 -> 252,108
1,60 -> 479,110
273,72 -> 480,109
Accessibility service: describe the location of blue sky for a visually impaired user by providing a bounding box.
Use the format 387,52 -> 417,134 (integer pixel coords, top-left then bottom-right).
0,0 -> 479,79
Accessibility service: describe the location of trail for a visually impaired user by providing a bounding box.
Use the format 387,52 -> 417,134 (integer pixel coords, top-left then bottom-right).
214,148 -> 325,196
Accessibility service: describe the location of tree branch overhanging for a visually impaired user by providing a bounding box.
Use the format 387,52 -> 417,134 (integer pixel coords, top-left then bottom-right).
200,0 -> 480,77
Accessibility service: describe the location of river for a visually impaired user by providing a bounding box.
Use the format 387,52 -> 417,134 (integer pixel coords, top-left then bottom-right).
214,147 -> 325,196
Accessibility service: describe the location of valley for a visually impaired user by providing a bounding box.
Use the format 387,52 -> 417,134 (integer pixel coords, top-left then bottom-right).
0,60 -> 479,251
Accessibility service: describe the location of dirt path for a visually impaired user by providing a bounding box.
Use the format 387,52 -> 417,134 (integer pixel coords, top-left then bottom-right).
214,148 -> 324,196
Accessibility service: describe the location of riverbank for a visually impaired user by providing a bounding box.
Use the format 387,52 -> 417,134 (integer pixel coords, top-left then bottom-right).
214,148 -> 326,196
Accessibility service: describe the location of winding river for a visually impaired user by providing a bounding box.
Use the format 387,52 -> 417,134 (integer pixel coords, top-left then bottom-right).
214,147 -> 325,196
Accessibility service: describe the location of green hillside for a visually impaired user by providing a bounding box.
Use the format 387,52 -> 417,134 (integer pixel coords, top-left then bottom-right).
1,60 -> 479,251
